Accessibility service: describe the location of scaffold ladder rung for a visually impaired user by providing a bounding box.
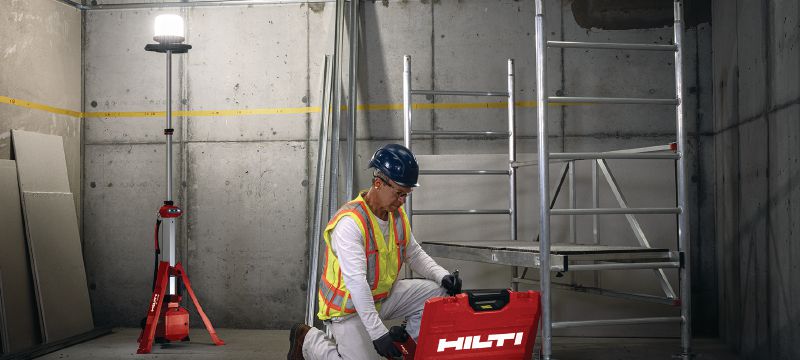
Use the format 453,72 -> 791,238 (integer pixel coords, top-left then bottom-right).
550,152 -> 680,160
410,89 -> 509,97
420,169 -> 510,175
547,40 -> 678,52
410,130 -> 510,137
551,207 -> 680,215
412,209 -> 511,215
549,96 -> 679,105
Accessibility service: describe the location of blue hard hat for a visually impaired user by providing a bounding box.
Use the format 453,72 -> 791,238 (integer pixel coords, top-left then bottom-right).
368,144 -> 420,187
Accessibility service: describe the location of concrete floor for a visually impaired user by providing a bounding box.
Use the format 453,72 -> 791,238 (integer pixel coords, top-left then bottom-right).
35,328 -> 740,360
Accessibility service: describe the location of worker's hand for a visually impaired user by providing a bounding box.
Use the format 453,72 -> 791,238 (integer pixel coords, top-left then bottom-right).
373,331 -> 402,358
441,274 -> 462,296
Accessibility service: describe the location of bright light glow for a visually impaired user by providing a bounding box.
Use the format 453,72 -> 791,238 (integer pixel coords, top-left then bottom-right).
153,14 -> 185,44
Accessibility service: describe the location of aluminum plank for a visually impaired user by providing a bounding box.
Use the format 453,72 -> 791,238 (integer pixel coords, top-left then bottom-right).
423,240 -> 669,254
421,240 -> 677,271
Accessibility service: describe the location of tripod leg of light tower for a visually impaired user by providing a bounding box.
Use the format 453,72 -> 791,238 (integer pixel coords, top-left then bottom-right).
174,263 -> 225,346
137,262 -> 224,354
137,262 -> 171,354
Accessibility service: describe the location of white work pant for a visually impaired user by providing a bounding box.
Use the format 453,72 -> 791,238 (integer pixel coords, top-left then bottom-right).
302,279 -> 447,360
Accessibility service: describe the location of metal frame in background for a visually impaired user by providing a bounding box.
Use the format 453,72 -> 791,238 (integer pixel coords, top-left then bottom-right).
534,0 -> 691,359
305,55 -> 332,326
305,0 -> 361,326
402,56 -> 518,278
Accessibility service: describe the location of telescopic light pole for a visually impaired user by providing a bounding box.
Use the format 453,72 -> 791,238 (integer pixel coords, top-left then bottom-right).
145,14 -> 191,296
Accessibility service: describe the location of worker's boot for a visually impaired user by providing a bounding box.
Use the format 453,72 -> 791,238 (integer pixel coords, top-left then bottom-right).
287,323 -> 311,360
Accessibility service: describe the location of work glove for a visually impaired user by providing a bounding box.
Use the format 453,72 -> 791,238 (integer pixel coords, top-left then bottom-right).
440,273 -> 462,296
373,331 -> 402,358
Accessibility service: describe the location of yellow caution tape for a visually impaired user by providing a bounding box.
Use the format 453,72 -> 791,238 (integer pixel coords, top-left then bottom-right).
0,95 -> 82,118
2,95 -> 581,119
82,106 -> 323,118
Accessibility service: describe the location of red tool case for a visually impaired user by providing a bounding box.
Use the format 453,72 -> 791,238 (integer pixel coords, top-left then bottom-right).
413,289 -> 541,360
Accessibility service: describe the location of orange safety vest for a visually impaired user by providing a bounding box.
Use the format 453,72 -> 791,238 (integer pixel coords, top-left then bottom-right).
317,192 -> 410,320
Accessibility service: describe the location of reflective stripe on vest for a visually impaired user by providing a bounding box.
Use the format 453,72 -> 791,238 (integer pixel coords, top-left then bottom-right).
319,276 -> 356,312
394,208 -> 409,272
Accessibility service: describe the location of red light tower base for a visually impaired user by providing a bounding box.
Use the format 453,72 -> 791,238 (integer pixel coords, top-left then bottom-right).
137,261 -> 224,354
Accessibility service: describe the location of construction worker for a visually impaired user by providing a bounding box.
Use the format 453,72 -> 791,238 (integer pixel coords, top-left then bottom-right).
288,143 -> 462,360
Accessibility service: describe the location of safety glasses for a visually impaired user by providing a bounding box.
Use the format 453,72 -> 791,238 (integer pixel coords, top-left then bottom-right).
376,175 -> 412,199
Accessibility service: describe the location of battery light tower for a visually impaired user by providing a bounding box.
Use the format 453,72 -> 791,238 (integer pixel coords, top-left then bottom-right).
137,14 -> 224,354
148,13 -> 189,300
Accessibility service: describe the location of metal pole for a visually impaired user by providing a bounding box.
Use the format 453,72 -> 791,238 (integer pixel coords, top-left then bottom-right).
673,0 -> 692,357
165,50 -> 177,295
403,55 -> 413,222
508,59 -> 517,242
568,160 -> 576,286
508,59 -> 518,291
592,159 -> 600,288
305,55 -> 332,326
166,51 -> 173,203
328,0 -> 345,212
403,55 -> 413,279
534,1 -> 552,358
569,161 -> 576,243
592,160 -> 599,244
344,0 -> 360,199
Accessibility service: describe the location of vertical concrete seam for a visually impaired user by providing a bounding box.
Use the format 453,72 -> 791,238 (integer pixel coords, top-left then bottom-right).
559,0 -> 566,152
80,4 -> 87,243
430,0 -> 436,155
180,7 -> 191,274
712,0 -> 725,339
761,0 -> 772,354
733,0 -> 742,350
305,1 -> 312,269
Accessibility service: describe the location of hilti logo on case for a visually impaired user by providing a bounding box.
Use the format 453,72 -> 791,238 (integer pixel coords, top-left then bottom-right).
437,332 -> 524,352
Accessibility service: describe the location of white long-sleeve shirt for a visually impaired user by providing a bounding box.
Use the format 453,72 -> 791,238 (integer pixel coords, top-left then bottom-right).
330,215 -> 449,340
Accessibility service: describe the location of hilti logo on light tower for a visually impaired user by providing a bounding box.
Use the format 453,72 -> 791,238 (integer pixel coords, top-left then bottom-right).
436,332 -> 524,352
150,293 -> 160,312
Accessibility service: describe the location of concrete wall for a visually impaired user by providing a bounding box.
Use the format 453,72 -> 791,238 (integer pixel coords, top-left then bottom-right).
712,0 -> 800,358
0,0 -> 82,220
81,0 -> 714,336
82,2 -> 317,328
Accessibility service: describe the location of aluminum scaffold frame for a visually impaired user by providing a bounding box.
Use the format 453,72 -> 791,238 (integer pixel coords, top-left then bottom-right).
406,1 -> 692,359
534,0 -> 692,359
403,56 -> 519,278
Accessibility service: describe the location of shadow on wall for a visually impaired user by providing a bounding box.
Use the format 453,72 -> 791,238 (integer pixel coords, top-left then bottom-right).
570,0 -> 711,30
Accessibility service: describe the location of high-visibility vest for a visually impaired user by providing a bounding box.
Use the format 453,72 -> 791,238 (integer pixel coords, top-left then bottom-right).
317,192 -> 410,320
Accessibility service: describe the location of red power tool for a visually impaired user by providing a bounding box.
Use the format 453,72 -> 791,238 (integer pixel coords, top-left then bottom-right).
388,325 -> 416,360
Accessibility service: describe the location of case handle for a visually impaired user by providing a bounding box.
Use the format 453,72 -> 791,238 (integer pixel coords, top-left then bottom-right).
466,289 -> 510,312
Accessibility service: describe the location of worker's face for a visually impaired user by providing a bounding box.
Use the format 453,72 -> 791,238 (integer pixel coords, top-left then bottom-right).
374,176 -> 412,213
